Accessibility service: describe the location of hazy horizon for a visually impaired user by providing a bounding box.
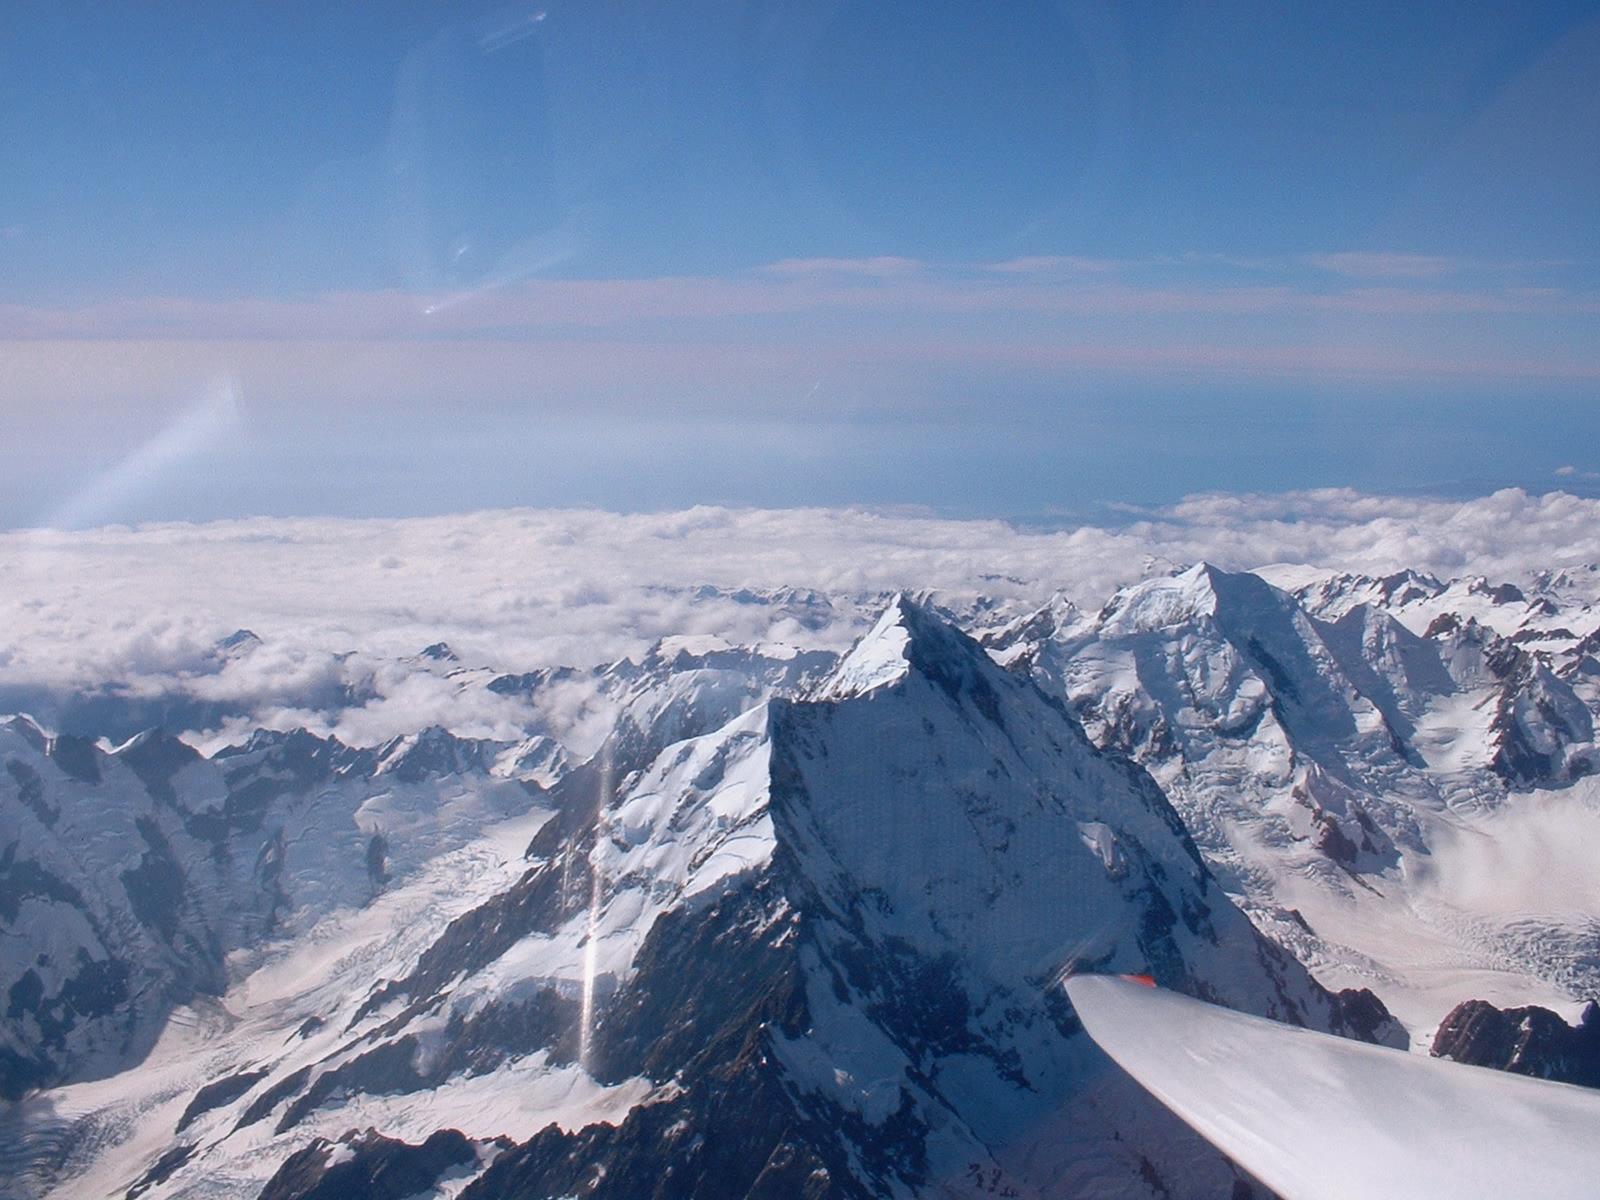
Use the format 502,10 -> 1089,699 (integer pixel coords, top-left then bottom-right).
5,2 -> 1600,528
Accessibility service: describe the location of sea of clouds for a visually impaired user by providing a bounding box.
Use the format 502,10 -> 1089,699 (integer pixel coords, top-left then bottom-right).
3,488 -> 1598,748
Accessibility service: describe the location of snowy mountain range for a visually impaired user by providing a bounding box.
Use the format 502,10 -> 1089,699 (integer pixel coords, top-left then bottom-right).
5,556 -> 1600,1198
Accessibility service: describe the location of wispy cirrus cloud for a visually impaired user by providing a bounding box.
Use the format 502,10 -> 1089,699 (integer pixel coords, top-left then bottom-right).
3,258 -> 1595,341
3,278 -> 1595,424
1303,251 -> 1457,279
761,255 -> 923,278
982,255 -> 1125,275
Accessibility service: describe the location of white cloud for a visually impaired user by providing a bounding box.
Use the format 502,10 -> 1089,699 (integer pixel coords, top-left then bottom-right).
3,489 -> 1599,741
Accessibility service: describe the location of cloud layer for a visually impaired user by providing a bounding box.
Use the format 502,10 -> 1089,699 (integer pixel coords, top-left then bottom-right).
5,490 -> 1598,707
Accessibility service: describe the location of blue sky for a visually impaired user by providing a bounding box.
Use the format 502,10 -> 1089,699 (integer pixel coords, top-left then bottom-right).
4,1 -> 1600,526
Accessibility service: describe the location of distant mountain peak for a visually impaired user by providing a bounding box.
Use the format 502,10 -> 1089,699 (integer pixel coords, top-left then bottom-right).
214,628 -> 263,658
1097,561 -> 1263,633
1,712 -> 49,752
374,724 -> 501,782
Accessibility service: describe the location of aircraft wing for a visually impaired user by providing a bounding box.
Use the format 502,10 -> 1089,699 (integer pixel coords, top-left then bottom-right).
1065,973 -> 1600,1200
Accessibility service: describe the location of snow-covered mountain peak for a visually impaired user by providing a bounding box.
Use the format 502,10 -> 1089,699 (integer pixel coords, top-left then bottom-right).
983,589 -> 1082,655
1095,562 -> 1220,633
1,711 -> 49,752
644,632 -> 738,665
813,592 -> 1003,704
1464,576 -> 1527,605
213,628 -> 263,660
492,733 -> 569,786
1093,561 -> 1292,636
1291,566 -> 1600,649
209,724 -> 374,784
811,593 -> 918,699
1092,566 -> 1327,675
373,725 -> 502,782
1288,569 -> 1449,622
109,725 -> 198,763
640,633 -> 823,674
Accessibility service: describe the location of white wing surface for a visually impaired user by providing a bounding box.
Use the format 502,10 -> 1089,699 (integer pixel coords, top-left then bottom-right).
1066,973 -> 1600,1200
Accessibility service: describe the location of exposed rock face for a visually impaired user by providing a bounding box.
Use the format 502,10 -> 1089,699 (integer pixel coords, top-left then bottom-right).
1431,998 -> 1600,1087
1330,986 -> 1404,1048
256,1128 -> 479,1200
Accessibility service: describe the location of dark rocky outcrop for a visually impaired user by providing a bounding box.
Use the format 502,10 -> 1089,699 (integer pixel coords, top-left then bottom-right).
1431,998 -> 1600,1087
1331,987 -> 1406,1049
126,1142 -> 197,1199
115,729 -> 202,807
256,1128 -> 477,1200
176,1067 -> 271,1132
